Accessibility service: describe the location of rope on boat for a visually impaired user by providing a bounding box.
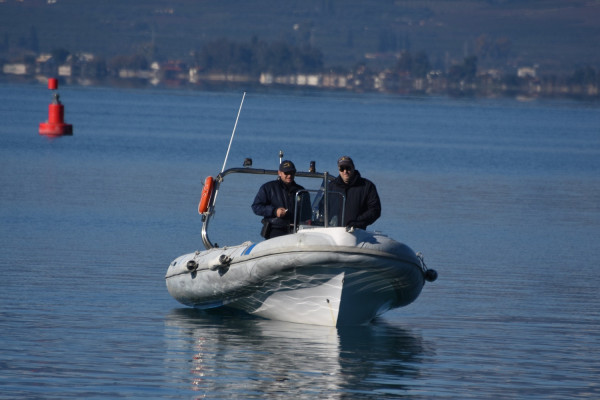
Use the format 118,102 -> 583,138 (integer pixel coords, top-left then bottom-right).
417,252 -> 438,282
416,252 -> 427,272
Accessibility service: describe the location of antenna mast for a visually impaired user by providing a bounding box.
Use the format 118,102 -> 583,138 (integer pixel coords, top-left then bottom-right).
221,92 -> 246,173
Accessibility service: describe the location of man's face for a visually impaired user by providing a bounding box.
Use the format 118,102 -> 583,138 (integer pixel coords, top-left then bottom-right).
278,170 -> 295,184
339,165 -> 354,184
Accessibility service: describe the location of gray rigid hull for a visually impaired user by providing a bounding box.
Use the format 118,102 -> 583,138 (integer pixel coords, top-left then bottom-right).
165,227 -> 427,326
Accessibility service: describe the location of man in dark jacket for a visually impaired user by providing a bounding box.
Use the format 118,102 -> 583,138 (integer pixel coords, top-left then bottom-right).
252,160 -> 305,239
329,156 -> 381,230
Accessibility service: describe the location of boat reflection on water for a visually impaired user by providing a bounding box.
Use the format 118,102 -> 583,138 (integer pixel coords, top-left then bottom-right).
164,308 -> 432,397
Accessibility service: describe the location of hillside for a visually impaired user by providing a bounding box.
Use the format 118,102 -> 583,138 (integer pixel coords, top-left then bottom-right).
2,0 -> 599,74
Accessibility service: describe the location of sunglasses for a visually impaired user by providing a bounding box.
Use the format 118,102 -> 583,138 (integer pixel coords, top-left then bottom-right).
339,167 -> 353,172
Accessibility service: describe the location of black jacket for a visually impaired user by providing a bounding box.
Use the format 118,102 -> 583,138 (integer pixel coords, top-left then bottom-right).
329,170 -> 381,230
251,178 -> 305,229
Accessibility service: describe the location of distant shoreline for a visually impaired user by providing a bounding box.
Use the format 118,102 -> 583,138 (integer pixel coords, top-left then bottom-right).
2,74 -> 598,102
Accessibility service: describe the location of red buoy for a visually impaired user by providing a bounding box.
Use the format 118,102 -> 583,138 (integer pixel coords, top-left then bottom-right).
48,78 -> 58,90
39,78 -> 73,137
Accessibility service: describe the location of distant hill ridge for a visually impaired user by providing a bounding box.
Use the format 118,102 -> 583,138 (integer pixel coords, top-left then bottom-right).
1,0 -> 599,73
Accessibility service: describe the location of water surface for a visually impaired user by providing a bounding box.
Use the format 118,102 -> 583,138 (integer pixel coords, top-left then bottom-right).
1,84 -> 599,398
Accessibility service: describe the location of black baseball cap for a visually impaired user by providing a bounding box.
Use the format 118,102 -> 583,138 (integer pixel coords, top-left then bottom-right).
279,160 -> 296,173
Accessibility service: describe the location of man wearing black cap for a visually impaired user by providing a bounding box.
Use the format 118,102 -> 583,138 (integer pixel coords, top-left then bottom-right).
252,160 -> 305,239
329,156 -> 381,230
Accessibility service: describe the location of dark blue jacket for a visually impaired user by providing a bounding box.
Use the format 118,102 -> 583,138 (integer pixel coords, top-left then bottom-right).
329,170 -> 381,230
252,178 -> 305,229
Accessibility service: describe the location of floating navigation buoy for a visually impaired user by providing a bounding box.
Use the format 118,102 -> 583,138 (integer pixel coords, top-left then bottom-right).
39,78 -> 73,137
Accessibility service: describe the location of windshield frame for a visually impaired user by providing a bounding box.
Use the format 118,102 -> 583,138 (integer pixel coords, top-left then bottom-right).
200,167 -> 341,249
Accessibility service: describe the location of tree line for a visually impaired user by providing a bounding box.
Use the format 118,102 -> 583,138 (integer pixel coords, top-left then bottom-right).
193,37 -> 324,75
2,36 -> 598,96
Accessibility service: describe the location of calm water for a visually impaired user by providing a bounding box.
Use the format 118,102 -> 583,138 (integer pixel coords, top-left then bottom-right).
1,83 -> 599,399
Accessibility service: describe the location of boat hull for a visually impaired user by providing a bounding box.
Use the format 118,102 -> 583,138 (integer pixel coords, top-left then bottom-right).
165,228 -> 426,326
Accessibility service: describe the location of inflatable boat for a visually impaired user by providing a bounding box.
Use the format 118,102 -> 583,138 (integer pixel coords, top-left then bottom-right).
165,163 -> 437,326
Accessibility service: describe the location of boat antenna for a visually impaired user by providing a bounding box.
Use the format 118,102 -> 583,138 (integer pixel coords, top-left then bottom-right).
279,150 -> 283,164
221,91 -> 246,173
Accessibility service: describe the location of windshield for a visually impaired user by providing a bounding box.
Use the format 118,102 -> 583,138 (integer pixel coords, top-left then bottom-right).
295,189 -> 345,229
201,167 -> 345,249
